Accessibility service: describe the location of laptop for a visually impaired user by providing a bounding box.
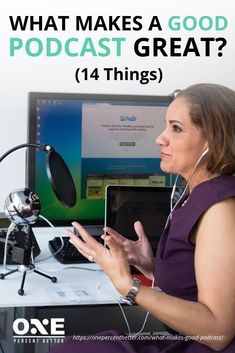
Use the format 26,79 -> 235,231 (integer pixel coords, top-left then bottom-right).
104,185 -> 172,254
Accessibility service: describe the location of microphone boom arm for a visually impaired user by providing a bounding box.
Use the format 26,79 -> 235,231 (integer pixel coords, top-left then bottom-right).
0,143 -> 54,164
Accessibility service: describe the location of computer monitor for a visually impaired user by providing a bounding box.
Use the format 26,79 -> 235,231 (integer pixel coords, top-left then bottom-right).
27,92 -> 173,226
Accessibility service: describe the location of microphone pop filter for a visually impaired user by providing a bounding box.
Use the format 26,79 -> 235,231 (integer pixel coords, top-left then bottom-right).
46,150 -> 77,208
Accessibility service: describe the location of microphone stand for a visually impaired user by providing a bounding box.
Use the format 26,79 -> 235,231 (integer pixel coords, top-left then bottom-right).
0,142 -> 76,295
0,143 -> 52,163
0,223 -> 57,296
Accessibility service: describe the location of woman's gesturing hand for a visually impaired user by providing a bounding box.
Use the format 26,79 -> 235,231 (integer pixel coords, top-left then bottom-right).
66,222 -> 133,296
103,221 -> 154,279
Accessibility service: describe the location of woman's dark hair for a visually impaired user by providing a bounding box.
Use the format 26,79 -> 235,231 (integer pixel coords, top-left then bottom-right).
177,83 -> 235,175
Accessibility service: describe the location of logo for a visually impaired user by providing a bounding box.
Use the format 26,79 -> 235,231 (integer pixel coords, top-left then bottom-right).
120,115 -> 137,122
13,318 -> 65,344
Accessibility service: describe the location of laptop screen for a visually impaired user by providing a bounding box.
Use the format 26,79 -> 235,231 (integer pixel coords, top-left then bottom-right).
105,185 -> 172,252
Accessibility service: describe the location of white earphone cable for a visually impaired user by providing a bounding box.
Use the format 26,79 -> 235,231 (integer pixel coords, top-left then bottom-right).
165,148 -> 209,228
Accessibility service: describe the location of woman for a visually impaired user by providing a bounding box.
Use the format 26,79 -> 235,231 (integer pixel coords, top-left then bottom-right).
50,83 -> 235,352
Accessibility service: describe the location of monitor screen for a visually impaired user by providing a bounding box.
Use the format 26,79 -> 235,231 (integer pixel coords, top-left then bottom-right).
27,93 -> 173,226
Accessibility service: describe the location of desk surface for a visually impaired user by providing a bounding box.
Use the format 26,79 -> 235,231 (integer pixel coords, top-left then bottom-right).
0,227 -> 121,307
0,226 -> 165,353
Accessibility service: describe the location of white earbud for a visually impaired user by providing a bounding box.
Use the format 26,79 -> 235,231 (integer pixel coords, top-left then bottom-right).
200,148 -> 209,158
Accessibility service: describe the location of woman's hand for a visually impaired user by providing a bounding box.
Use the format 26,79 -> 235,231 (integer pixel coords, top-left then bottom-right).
66,222 -> 133,296
103,221 -> 154,279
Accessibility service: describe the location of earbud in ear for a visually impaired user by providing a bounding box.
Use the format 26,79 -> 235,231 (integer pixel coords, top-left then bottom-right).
201,148 -> 209,158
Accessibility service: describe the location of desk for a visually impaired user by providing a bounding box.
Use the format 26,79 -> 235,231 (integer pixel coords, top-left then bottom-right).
0,227 -> 164,353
